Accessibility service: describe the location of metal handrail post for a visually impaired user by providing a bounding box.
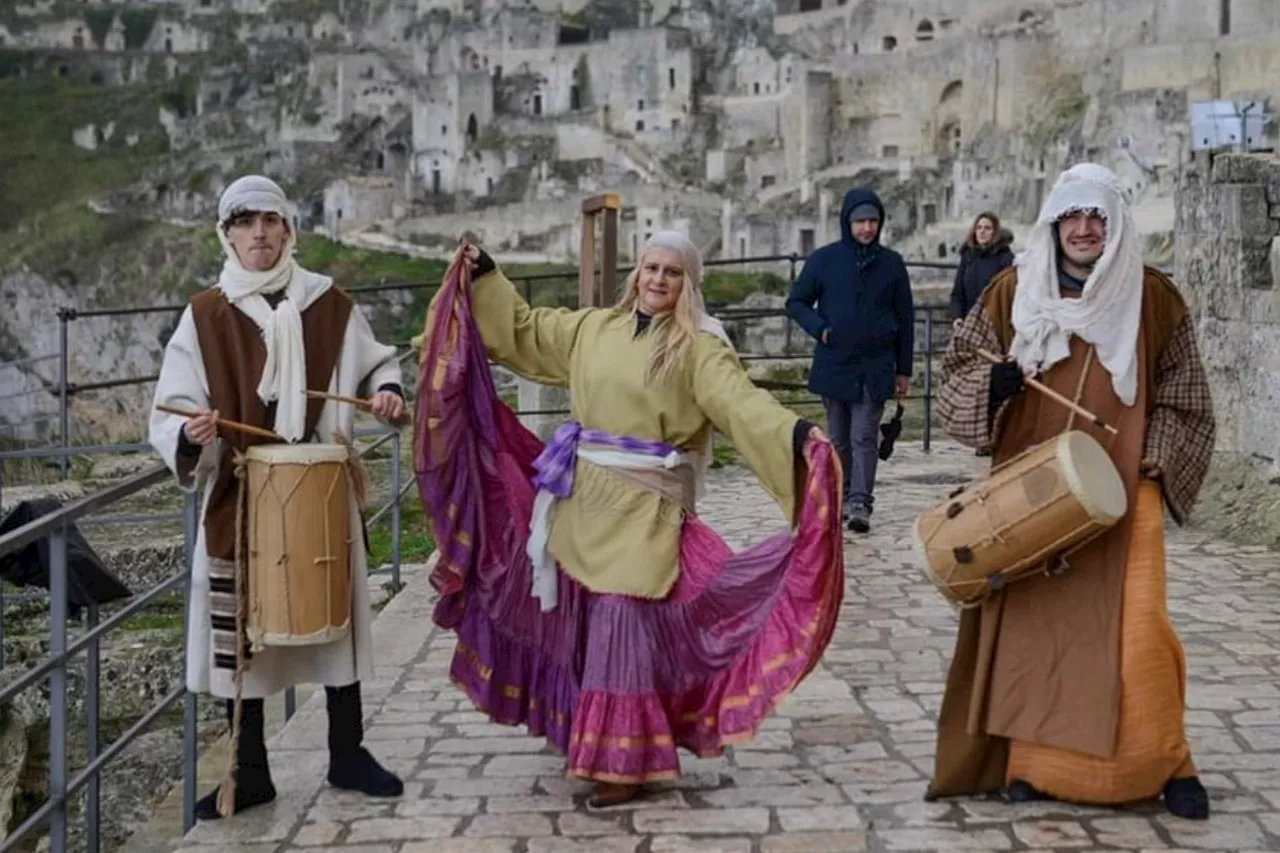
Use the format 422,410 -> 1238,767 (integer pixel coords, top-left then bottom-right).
786,253 -> 797,351
48,525 -> 69,853
86,602 -> 101,853
57,309 -> 72,480
391,431 -> 402,588
181,490 -> 198,832
923,309 -> 934,453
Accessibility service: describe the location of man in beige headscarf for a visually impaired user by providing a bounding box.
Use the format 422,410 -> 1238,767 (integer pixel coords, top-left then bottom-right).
926,163 -> 1216,820
149,175 -> 407,819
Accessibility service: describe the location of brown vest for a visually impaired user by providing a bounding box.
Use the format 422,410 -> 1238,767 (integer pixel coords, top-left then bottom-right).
190,286 -> 353,560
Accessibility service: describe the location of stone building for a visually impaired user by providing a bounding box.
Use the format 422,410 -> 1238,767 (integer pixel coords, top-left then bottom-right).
1174,149 -> 1280,543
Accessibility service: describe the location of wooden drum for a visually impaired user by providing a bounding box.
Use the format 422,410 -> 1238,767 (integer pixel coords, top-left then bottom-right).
245,443 -> 354,647
913,430 -> 1127,608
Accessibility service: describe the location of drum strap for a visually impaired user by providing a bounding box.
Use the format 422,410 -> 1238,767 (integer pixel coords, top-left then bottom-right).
1061,347 -> 1117,452
331,429 -> 369,510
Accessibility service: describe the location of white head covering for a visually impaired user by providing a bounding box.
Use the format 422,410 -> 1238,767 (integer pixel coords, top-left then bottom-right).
637,229 -> 734,349
1009,163 -> 1144,406
214,175 -> 333,442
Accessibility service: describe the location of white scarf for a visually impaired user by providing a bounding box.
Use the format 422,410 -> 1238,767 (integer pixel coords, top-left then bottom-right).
214,176 -> 333,442
1009,163 -> 1144,406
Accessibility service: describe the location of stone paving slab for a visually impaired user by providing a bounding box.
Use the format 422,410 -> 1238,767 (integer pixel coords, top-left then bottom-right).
172,441 -> 1280,853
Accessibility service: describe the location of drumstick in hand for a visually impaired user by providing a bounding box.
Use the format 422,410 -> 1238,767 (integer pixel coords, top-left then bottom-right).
304,390 -> 372,410
154,404 -> 285,441
976,349 -> 1119,436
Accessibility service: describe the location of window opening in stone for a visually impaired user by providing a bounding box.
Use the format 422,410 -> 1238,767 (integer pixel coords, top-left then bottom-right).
916,20 -> 934,41
882,36 -> 897,51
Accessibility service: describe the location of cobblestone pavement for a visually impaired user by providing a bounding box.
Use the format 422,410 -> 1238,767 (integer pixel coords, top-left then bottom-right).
173,441 -> 1280,853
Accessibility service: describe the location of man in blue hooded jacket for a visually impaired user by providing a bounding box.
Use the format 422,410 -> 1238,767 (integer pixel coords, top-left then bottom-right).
786,187 -> 914,532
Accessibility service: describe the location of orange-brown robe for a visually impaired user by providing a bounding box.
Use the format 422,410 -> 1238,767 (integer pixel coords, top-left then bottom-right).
927,265 -> 1216,804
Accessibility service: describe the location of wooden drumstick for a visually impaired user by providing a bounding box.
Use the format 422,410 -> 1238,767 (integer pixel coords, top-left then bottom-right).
304,390 -> 372,410
976,349 -> 1119,436
154,403 -> 285,441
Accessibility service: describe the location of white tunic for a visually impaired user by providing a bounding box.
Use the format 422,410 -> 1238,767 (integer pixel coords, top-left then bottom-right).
148,286 -> 402,699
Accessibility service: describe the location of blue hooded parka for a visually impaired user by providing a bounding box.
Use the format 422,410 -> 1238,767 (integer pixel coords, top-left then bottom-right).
785,187 -> 915,406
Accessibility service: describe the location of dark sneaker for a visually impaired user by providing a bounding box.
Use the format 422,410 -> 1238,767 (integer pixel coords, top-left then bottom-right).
846,504 -> 870,533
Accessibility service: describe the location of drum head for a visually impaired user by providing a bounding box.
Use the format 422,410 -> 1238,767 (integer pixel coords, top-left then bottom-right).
245,442 -> 351,464
1059,431 -> 1127,522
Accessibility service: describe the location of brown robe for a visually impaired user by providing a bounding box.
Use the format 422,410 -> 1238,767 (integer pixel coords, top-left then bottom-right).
928,265 -> 1215,797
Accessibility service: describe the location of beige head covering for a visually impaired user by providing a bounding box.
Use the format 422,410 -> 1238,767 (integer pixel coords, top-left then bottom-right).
214,175 -> 332,441
638,230 -> 734,349
1009,163 -> 1144,406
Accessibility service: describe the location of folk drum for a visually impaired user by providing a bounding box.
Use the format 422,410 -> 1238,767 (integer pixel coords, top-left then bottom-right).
913,430 -> 1127,608
245,443 -> 354,647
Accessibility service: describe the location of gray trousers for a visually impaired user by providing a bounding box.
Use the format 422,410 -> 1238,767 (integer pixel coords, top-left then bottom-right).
823,395 -> 884,512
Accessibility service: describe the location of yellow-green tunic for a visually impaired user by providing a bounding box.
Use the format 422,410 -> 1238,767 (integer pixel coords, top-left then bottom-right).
462,268 -> 801,599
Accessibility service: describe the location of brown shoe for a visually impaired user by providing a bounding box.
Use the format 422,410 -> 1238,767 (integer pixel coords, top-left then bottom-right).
588,782 -> 640,808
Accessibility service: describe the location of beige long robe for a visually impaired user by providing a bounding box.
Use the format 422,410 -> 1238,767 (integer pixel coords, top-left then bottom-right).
149,281 -> 403,699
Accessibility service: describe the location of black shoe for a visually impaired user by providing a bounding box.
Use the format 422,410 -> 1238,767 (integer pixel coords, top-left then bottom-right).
325,682 -> 404,798
328,746 -> 405,797
194,766 -> 277,820
1007,779 -> 1051,802
846,504 -> 870,533
1164,776 -> 1209,820
195,698 -> 276,820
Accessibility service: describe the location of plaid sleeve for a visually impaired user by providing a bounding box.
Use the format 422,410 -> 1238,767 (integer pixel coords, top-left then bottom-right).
1142,313 -> 1216,525
936,304 -> 1010,451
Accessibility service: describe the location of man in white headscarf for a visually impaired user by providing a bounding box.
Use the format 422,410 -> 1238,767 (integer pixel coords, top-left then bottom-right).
927,163 -> 1216,820
149,175 -> 407,820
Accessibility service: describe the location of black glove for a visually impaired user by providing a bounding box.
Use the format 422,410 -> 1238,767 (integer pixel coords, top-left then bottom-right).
472,246 -> 496,277
989,360 -> 1025,405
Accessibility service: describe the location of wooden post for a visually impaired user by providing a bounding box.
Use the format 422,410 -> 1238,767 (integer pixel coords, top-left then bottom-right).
579,193 -> 621,308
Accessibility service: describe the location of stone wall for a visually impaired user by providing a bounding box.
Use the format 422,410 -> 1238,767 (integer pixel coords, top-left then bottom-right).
1174,151 -> 1280,545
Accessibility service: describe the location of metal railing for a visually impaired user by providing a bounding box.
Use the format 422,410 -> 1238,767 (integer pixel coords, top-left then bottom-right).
0,420 -> 409,853
0,250 -> 957,853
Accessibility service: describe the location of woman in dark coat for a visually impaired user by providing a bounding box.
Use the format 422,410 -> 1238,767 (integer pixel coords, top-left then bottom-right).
949,211 -> 1014,326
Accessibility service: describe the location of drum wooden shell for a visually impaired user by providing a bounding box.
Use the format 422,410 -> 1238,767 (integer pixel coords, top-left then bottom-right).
245,443 -> 354,647
914,431 -> 1127,607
